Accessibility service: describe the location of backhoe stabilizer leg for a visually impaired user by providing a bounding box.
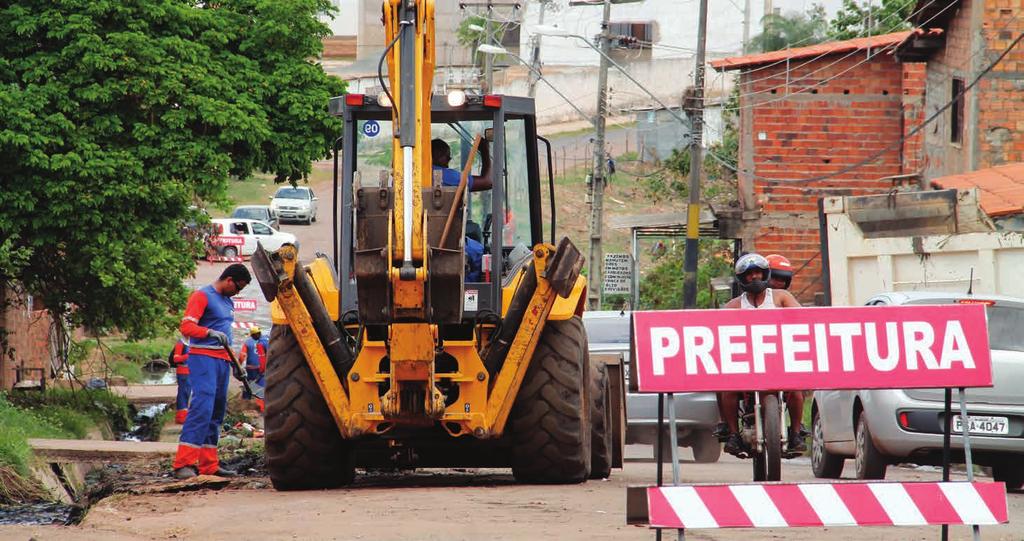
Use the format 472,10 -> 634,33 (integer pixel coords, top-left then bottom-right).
483,238 -> 583,437
252,245 -> 355,438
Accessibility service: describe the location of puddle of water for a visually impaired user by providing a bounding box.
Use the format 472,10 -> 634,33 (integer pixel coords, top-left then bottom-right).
0,502 -> 81,526
141,364 -> 177,385
119,403 -> 169,442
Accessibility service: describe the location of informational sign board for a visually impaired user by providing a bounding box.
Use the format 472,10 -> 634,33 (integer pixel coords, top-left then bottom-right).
631,304 -> 992,392
603,253 -> 632,295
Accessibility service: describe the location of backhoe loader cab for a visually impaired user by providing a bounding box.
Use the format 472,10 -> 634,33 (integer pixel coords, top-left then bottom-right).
252,0 -> 623,491
331,93 -> 546,320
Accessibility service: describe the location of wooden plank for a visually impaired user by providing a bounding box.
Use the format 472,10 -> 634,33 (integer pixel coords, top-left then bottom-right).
29,439 -> 177,462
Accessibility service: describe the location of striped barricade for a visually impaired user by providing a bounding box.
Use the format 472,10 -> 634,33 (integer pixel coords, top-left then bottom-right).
626,305 -> 1004,537
628,482 -> 1008,530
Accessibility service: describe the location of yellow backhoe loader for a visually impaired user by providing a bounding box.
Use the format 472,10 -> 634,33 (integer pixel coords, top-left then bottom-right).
250,0 -> 625,489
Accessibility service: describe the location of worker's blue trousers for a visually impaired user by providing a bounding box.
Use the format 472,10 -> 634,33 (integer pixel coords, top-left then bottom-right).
175,374 -> 191,411
173,354 -> 230,473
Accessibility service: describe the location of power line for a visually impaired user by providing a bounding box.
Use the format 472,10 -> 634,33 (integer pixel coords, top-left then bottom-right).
716,31 -> 1024,184
697,0 -> 946,105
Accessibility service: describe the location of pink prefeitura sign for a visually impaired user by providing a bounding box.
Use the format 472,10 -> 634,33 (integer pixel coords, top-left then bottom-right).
631,304 -> 992,393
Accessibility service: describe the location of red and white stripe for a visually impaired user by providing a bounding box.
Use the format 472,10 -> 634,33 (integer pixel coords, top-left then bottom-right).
231,321 -> 259,329
208,256 -> 244,262
647,482 -> 1008,529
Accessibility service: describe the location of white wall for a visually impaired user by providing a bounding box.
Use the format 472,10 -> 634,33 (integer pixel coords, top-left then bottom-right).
521,0 -> 847,66
322,0 -> 358,37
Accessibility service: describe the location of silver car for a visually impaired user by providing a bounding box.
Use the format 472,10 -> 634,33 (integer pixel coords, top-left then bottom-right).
811,292 -> 1024,489
583,310 -> 721,462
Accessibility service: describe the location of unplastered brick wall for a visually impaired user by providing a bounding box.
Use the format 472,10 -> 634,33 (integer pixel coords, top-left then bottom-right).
739,54 -> 907,302
977,0 -> 1024,168
901,62 -> 927,173
0,286 -> 53,390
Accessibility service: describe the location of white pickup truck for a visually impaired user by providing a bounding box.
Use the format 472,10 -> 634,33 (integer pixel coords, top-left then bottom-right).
209,218 -> 297,258
821,188 -> 1024,306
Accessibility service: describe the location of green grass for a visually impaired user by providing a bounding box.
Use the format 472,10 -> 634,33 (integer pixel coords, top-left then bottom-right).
7,388 -> 133,435
211,167 -> 336,217
109,360 -> 144,384
0,395 -> 74,476
105,336 -> 177,363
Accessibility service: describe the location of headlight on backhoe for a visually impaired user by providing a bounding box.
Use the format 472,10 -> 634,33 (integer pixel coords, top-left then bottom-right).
446,89 -> 466,107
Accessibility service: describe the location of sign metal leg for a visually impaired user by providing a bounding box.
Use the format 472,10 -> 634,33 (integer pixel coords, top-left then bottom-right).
957,387 -> 981,541
941,387 -> 952,541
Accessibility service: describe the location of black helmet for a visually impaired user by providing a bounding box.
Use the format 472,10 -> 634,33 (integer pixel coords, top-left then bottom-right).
734,253 -> 771,294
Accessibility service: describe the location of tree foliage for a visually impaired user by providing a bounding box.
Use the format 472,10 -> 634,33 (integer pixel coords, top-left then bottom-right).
638,240 -> 733,309
829,0 -> 915,40
746,5 -> 829,53
0,0 -> 346,338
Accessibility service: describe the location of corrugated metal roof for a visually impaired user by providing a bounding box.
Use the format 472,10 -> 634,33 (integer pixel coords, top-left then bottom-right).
710,31 -> 913,71
931,163 -> 1024,217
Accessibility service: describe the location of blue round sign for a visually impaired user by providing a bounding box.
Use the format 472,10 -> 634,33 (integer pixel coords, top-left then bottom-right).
362,120 -> 381,138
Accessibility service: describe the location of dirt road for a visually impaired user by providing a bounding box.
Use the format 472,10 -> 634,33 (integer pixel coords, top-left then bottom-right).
3,447 -> 1019,541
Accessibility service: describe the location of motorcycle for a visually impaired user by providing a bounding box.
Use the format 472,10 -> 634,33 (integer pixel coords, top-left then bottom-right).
735,391 -> 803,481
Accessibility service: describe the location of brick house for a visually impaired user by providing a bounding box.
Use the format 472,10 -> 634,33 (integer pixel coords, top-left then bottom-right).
0,284 -> 55,390
897,0 -> 1024,179
711,32 -> 927,301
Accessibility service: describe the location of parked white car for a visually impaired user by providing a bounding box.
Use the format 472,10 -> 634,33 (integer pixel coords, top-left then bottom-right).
270,186 -> 318,225
210,218 -> 297,258
811,292 -> 1024,489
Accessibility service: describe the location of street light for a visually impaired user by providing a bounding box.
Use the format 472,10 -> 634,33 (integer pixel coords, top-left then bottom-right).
475,43 -> 595,126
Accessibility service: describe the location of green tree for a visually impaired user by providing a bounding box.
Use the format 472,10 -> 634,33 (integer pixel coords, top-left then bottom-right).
0,0 -> 346,339
638,240 -> 733,309
746,5 -> 829,53
829,0 -> 914,40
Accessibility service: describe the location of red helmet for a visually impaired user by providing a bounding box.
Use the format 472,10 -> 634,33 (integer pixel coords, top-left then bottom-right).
765,254 -> 793,289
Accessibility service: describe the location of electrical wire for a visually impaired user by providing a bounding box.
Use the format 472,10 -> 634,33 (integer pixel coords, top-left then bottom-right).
716,31 -> 1024,184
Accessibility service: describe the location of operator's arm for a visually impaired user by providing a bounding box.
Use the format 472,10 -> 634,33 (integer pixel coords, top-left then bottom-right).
469,139 -> 493,192
775,289 -> 802,307
180,291 -> 210,339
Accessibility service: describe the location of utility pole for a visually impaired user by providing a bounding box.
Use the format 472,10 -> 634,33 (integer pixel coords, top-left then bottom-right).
587,0 -> 612,309
483,5 -> 493,92
762,0 -> 772,52
742,0 -> 751,51
527,0 -> 548,98
682,0 -> 709,309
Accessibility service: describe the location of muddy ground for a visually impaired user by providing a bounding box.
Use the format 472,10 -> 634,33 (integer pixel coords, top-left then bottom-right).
1,447 -> 1020,541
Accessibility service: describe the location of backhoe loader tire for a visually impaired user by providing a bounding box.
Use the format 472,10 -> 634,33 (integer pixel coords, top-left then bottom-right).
510,317 -> 591,484
588,360 -> 613,479
265,325 -> 354,490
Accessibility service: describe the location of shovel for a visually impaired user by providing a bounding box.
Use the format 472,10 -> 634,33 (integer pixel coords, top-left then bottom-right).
222,343 -> 265,400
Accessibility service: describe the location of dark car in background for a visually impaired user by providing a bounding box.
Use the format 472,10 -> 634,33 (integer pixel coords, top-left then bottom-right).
583,310 -> 722,462
231,205 -> 279,229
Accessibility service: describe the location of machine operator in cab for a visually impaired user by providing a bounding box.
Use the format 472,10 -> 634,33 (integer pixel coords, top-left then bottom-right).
431,137 -> 492,281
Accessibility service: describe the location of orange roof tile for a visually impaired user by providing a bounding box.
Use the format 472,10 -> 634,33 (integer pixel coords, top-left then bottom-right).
931,163 -> 1024,217
711,31 -> 914,71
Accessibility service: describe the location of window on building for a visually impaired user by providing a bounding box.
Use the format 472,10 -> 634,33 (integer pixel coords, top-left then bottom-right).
951,78 -> 965,144
608,21 -> 656,49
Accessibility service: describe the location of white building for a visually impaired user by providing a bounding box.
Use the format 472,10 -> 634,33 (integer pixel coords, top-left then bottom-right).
322,0 -> 359,37
521,0 -> 847,66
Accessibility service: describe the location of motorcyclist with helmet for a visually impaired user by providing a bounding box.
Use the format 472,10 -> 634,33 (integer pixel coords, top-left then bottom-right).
715,253 -> 801,456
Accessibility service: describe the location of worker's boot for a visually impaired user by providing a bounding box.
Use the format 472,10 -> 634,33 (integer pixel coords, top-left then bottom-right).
213,467 -> 238,478
174,466 -> 198,480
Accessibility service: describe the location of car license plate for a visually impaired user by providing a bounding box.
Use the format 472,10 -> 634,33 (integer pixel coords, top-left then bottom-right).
952,415 -> 1009,435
